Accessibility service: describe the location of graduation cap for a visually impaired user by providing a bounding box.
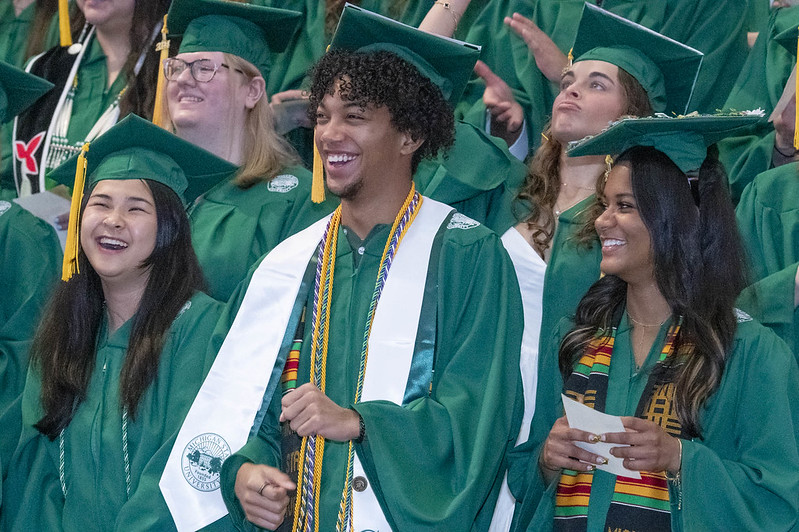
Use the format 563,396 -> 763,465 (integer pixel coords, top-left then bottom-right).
329,4 -> 480,104
0,61 -> 54,123
570,3 -> 703,115
50,114 -> 236,280
166,0 -> 302,78
566,114 -> 764,174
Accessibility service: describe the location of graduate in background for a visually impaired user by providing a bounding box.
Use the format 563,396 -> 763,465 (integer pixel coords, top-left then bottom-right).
157,0 -> 337,302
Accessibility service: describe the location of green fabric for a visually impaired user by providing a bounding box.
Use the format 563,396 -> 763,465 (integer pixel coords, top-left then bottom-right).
188,165 -> 338,302
0,292 -> 234,531
0,201 -> 61,474
168,0 -> 302,79
414,121 -> 528,233
718,7 -> 799,204
0,60 -> 54,123
735,162 -> 799,358
330,5 -> 480,104
568,115 -> 764,174
220,217 -> 524,531
509,313 -> 799,531
455,0 -> 750,153
539,195 -> 602,347
49,115 -> 237,204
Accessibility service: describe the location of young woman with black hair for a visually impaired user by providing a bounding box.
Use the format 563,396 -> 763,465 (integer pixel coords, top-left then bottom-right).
0,116 -> 234,530
510,119 -> 799,531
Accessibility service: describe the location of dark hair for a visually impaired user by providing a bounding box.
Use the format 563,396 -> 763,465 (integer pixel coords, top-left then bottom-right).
32,180 -> 204,439
70,0 -> 170,120
307,48 -> 455,173
516,67 -> 654,256
559,146 -> 748,437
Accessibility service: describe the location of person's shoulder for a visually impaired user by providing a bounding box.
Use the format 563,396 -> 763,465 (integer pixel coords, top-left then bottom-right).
1,200 -> 59,246
740,163 -> 799,214
440,210 -> 499,246
729,308 -> 794,368
171,292 -> 225,329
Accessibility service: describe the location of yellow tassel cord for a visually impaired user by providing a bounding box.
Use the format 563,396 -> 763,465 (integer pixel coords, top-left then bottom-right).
794,26 -> 799,150
62,143 -> 90,281
152,15 -> 170,128
58,0 -> 72,47
567,48 -> 574,68
311,138 -> 326,203
604,154 -> 613,182
291,208 -> 341,532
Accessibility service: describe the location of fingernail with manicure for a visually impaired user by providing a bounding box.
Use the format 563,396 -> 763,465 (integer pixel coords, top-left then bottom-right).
597,457 -> 608,465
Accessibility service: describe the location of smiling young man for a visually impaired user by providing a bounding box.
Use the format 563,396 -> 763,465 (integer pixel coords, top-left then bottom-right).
161,6 -> 523,532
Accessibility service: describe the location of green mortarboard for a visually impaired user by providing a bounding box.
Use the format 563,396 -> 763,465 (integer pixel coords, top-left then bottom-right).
329,4 -> 481,104
567,114 -> 765,173
167,0 -> 302,78
50,114 -> 236,205
571,3 -> 703,115
0,61 -> 54,123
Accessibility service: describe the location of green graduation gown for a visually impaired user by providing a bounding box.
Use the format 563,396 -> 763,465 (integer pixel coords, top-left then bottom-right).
188,167 -> 338,302
0,201 -> 61,496
718,6 -> 799,204
508,311 -> 799,532
220,215 -> 524,531
735,161 -> 799,358
538,195 -> 602,345
414,121 -> 529,234
0,292 -> 227,531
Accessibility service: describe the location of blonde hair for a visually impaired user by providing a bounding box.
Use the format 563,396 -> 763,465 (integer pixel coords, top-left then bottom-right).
224,53 -> 301,188
161,53 -> 300,189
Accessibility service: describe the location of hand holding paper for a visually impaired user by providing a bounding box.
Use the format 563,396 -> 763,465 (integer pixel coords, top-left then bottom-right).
561,394 -> 641,479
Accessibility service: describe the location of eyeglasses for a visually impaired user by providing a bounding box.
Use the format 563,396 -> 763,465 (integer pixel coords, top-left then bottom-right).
163,57 -> 244,83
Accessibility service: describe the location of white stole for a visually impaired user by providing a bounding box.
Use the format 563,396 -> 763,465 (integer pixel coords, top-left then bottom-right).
161,198 -> 453,531
488,227 -> 546,532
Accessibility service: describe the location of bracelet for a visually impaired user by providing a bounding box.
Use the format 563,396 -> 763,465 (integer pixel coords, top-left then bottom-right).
665,438 -> 682,482
434,1 -> 461,27
774,143 -> 799,158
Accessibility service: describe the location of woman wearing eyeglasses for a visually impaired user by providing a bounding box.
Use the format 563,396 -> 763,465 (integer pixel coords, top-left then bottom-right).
161,0 -> 337,302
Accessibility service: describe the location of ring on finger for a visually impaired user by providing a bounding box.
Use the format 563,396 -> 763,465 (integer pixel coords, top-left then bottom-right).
258,480 -> 269,496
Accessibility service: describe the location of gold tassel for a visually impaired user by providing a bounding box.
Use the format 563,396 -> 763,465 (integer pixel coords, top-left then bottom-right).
152,15 -> 170,128
794,26 -> 798,150
62,143 -> 90,281
58,0 -> 72,47
567,48 -> 574,68
311,137 -> 325,203
604,154 -> 613,182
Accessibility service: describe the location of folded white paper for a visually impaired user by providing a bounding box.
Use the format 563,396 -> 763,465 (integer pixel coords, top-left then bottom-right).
561,394 -> 641,479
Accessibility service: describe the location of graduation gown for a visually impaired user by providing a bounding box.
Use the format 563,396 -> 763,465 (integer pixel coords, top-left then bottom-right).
414,121 -> 528,234
0,201 -> 61,488
188,167 -> 338,302
735,161 -> 799,358
1,292 -> 226,531
508,311 -> 799,532
717,6 -> 799,204
220,214 -> 524,531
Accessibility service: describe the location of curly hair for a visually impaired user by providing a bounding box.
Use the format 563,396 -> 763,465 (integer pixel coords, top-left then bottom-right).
307,49 -> 455,172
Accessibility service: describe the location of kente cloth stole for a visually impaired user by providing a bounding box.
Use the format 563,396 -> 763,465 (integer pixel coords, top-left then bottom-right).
554,316 -> 688,532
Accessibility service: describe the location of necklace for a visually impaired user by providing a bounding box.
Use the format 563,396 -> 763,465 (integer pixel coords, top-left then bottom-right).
560,180 -> 596,191
628,313 -> 670,328
553,195 -> 588,217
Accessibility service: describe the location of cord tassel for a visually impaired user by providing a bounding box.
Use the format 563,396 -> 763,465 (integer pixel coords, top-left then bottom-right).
62,143 -> 89,281
152,15 -> 170,128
